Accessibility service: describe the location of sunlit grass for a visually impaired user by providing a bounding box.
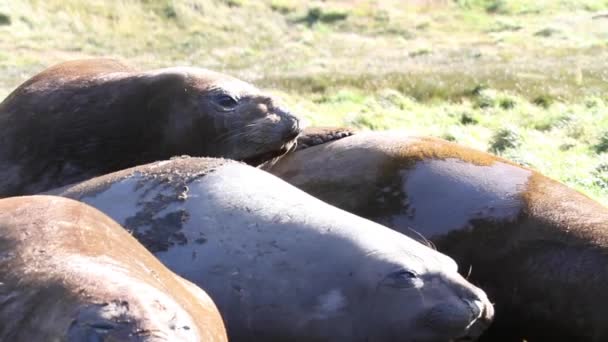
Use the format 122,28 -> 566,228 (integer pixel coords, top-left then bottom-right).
1,0 -> 608,204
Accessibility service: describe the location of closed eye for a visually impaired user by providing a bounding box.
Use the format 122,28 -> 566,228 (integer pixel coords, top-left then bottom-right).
214,94 -> 239,109
381,269 -> 423,289
390,270 -> 418,279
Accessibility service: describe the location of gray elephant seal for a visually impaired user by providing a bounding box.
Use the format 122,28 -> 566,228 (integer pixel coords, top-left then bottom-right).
0,58 -> 301,197
0,195 -> 227,341
51,156 -> 494,342
265,131 -> 608,342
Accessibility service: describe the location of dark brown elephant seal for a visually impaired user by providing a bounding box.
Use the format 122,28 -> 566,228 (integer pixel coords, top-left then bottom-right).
0,58 -> 301,197
266,131 -> 608,342
0,195 -> 227,341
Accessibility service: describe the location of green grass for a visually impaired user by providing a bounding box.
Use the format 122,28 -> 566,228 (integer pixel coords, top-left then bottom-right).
2,0 -> 608,205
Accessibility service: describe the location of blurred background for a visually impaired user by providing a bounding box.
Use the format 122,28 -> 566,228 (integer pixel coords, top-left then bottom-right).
1,0 -> 607,204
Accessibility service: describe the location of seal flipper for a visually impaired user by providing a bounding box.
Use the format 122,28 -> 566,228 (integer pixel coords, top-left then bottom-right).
295,126 -> 357,151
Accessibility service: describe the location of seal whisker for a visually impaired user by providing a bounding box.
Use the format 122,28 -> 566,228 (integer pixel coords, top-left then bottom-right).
215,125 -> 260,144
406,226 -> 436,251
214,129 -> 246,143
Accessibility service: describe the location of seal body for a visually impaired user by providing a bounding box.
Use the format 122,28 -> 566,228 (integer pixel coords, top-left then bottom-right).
0,195 -> 227,341
51,157 -> 494,342
0,58 -> 301,197
265,131 -> 608,342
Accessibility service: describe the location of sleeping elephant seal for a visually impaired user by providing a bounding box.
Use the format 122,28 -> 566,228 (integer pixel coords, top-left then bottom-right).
265,131 -> 608,342
0,195 -> 227,341
50,156 -> 494,342
0,58 -> 301,197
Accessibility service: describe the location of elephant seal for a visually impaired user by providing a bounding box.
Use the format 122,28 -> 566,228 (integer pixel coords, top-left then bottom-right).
50,156 -> 494,341
0,195 -> 227,341
265,131 -> 608,342
0,58 -> 301,197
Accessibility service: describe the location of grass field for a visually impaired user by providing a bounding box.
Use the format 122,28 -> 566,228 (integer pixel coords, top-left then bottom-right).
2,0 -> 608,204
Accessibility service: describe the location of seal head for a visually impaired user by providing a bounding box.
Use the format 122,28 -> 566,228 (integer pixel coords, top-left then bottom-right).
0,58 -> 301,196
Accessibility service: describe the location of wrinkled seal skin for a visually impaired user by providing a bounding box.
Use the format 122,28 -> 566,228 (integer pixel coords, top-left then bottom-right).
0,195 -> 227,342
265,131 -> 608,342
51,156 -> 494,342
0,58 -> 301,197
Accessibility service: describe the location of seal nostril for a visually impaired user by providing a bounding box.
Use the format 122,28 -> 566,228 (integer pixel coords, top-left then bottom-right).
480,300 -> 494,323
454,298 -> 494,342
282,117 -> 302,141
465,299 -> 483,320
283,128 -> 301,141
465,291 -> 494,324
293,120 -> 302,134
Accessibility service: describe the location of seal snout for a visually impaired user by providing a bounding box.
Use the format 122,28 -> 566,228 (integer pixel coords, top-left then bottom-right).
463,298 -> 492,326
418,278 -> 494,340
454,291 -> 495,340
283,117 -> 302,141
274,106 -> 302,141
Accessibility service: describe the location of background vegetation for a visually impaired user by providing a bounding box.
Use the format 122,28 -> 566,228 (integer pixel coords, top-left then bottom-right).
2,0 -> 608,204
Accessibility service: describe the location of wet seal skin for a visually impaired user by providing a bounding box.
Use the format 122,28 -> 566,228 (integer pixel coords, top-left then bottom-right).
265,131 -> 608,342
0,195 -> 227,342
51,156 -> 494,342
0,58 -> 301,197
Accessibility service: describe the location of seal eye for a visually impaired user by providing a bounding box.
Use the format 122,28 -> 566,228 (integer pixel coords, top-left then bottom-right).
382,269 -> 422,289
214,94 -> 239,110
